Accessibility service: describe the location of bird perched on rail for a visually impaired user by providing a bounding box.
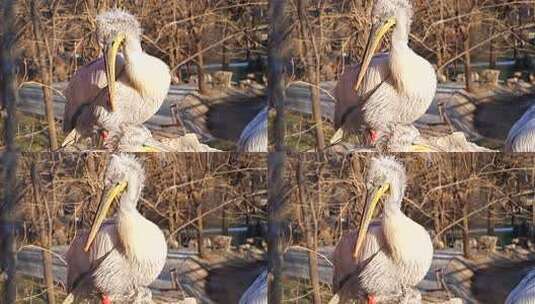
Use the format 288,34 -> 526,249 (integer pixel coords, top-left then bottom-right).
329,156 -> 433,304
330,0 -> 436,150
64,154 -> 167,304
62,9 -> 170,148
505,104 -> 535,152
237,106 -> 268,152
506,268 -> 535,304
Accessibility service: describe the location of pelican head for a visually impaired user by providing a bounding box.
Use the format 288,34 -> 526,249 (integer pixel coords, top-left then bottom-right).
96,9 -> 142,111
84,154 -> 144,252
353,156 -> 406,259
354,0 -> 413,91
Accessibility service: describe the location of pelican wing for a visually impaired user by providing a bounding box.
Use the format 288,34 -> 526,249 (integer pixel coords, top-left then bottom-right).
506,269 -> 535,304
505,104 -> 535,152
334,53 -> 390,131
237,106 -> 268,152
73,78 -> 147,135
65,220 -> 119,294
332,222 -> 402,302
66,218 -> 149,297
239,269 -> 268,304
63,55 -> 126,132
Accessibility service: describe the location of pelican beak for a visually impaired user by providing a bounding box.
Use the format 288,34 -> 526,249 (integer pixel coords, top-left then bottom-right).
103,32 -> 126,112
84,181 -> 128,252
353,183 -> 390,259
409,144 -> 434,152
141,145 -> 161,152
140,138 -> 171,152
329,128 -> 345,145
353,17 -> 397,92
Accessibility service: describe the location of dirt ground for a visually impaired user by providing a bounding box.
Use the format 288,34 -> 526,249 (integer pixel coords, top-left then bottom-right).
205,259 -> 266,303
471,260 -> 535,303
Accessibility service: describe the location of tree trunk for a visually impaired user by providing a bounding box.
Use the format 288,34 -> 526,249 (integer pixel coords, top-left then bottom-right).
462,199 -> 473,259
514,10 -> 521,61
222,208 -> 228,235
31,163 -> 56,304
196,202 -> 205,258
307,236 -> 321,304
487,204 -> 495,236
296,0 -> 325,151
437,0 -> 447,81
531,201 -> 535,239
296,159 -> 321,304
222,25 -> 229,70
30,1 -> 58,150
463,31 -> 474,92
196,41 -> 207,95
1,1 -> 19,302
487,190 -> 495,235
0,62 -> 3,109
268,152 -> 287,304
489,24 -> 496,69
268,1 -> 288,302
309,73 -> 325,151
433,200 -> 441,240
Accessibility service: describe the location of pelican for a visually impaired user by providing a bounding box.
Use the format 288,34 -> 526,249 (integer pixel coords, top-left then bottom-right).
505,103 -> 535,152
237,106 -> 268,152
62,9 -> 170,147
506,268 -> 535,304
64,154 -> 167,303
329,156 -> 433,304
238,269 -> 268,304
330,0 -> 436,149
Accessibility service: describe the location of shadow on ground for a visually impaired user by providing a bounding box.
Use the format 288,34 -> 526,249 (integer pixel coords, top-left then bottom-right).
205,259 -> 265,303
471,260 -> 535,303
473,93 -> 535,143
206,95 -> 266,142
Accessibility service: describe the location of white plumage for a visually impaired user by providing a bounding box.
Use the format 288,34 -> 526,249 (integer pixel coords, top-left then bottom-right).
332,0 -> 436,145
505,103 -> 535,152
63,9 -> 170,146
65,154 -> 167,303
237,106 -> 268,152
330,156 -> 433,304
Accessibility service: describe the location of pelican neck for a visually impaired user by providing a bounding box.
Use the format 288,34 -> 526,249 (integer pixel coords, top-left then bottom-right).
123,37 -> 143,62
118,174 -> 143,213
392,9 -> 411,46
383,187 -> 404,216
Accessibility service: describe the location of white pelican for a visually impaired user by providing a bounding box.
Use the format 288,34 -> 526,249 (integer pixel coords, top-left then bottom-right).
239,269 -> 268,304
506,268 -> 535,304
62,9 -> 170,147
505,104 -> 535,152
64,154 -> 167,303
237,106 -> 268,152
329,156 -> 433,304
331,0 -> 436,148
